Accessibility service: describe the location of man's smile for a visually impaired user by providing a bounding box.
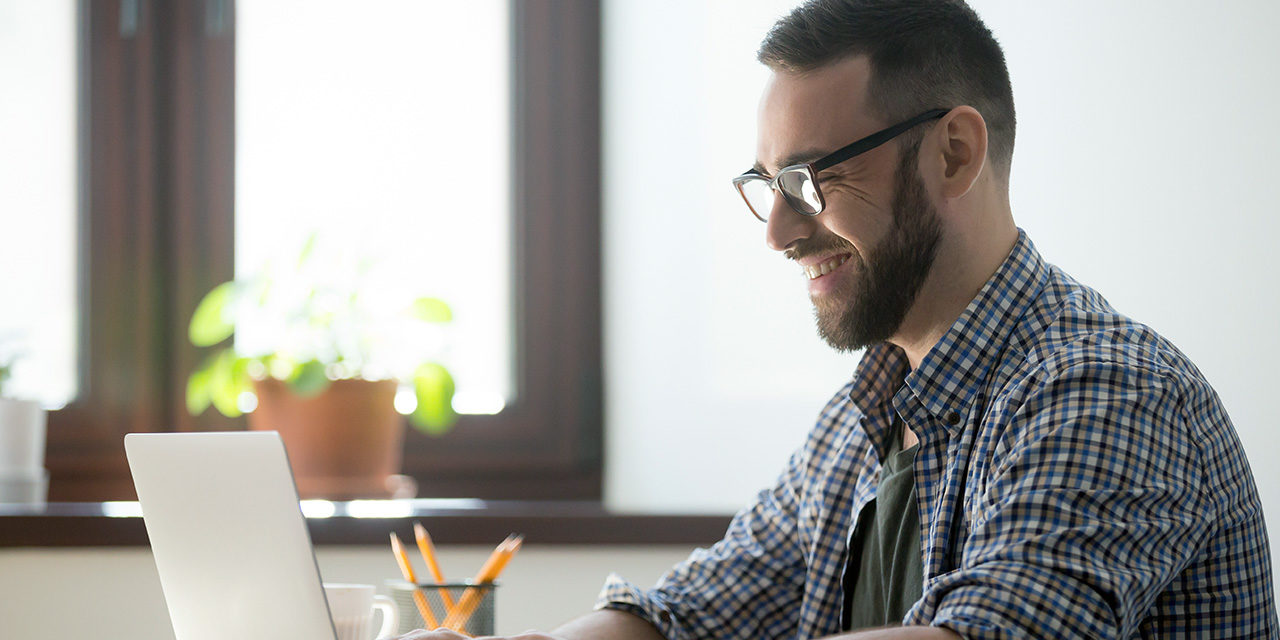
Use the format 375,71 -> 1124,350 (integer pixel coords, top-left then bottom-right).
801,253 -> 851,280
802,252 -> 859,298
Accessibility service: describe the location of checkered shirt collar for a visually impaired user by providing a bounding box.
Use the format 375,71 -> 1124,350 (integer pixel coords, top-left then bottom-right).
849,229 -> 1049,436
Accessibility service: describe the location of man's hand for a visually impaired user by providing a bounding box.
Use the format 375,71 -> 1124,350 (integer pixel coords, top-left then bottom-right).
390,609 -> 664,640
389,629 -> 565,640
385,617 -> 960,640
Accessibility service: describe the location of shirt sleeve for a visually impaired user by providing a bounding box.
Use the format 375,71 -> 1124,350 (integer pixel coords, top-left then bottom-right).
911,359 -> 1213,639
595,446 -> 811,640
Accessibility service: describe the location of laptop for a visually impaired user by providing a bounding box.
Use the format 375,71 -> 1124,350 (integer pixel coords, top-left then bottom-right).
125,431 -> 339,640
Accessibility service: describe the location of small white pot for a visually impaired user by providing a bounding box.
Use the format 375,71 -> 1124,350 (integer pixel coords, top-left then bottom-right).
0,398 -> 46,476
0,470 -> 48,505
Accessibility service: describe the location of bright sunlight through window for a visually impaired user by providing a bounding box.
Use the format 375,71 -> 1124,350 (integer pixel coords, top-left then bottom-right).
236,1 -> 512,415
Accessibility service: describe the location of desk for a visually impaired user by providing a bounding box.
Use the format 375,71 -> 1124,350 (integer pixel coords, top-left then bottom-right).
0,528 -> 704,638
0,500 -> 733,547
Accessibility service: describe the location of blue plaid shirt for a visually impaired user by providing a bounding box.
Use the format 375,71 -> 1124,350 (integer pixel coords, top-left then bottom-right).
598,231 -> 1277,638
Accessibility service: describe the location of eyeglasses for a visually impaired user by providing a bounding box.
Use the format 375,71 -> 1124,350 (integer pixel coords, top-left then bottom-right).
731,108 -> 950,222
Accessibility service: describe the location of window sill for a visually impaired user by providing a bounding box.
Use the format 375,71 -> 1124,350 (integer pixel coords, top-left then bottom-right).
0,500 -> 734,547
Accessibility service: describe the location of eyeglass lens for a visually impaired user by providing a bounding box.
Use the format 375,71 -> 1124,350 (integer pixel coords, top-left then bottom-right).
738,168 -> 822,221
778,169 -> 821,215
737,179 -> 775,222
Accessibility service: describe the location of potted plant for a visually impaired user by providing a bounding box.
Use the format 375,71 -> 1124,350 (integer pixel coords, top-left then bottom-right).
0,345 -> 48,504
186,237 -> 458,499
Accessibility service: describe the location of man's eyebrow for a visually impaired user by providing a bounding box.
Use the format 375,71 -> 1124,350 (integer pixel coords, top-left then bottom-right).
751,148 -> 830,176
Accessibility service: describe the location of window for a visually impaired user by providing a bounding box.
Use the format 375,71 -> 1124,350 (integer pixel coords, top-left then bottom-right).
43,0 -> 602,502
236,0 -> 514,412
0,0 -> 78,410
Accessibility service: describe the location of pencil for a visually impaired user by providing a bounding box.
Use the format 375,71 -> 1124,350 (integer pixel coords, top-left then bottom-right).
441,537 -> 510,631
442,534 -> 523,631
441,535 -> 516,630
390,532 -> 441,629
414,521 -> 457,612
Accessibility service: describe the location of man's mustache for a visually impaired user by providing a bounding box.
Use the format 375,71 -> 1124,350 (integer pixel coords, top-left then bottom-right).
785,236 -> 859,263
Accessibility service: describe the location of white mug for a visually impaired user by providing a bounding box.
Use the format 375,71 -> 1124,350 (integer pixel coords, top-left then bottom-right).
324,583 -> 399,640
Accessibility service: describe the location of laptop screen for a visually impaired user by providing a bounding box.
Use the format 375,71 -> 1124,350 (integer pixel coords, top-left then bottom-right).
125,431 -> 337,640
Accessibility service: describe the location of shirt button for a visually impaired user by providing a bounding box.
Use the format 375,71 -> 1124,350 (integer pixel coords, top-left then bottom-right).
944,410 -> 961,425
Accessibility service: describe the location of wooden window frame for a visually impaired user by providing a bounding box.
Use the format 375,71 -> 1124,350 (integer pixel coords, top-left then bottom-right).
46,0 -> 603,502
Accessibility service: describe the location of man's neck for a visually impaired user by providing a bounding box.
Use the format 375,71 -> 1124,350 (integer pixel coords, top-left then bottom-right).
891,220 -> 1018,369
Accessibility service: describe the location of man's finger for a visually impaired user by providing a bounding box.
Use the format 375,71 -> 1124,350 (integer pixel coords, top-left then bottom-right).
389,627 -> 471,640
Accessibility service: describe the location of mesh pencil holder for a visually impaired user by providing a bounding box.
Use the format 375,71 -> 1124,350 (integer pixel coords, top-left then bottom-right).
386,580 -> 496,637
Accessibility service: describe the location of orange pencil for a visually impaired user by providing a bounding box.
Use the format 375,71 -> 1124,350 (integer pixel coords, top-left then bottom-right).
414,522 -> 457,612
390,532 -> 441,629
441,536 -> 513,631
443,535 -> 523,631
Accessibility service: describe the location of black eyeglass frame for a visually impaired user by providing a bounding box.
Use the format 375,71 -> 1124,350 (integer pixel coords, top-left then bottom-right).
732,108 -> 951,222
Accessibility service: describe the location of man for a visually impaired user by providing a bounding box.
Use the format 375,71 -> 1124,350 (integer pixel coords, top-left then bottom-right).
398,0 -> 1277,637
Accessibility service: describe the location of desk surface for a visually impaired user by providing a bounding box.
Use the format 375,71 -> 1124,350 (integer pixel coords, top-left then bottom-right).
0,499 -> 734,547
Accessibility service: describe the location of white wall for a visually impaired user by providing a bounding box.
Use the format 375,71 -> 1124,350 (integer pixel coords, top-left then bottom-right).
601,0 -> 1280,591
0,545 -> 694,639
603,0 -> 845,515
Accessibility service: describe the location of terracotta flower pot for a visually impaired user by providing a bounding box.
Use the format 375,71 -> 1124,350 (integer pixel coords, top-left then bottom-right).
248,377 -> 405,499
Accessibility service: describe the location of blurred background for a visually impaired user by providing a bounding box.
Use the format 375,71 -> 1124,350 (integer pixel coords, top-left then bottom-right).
1,0 -> 1277,636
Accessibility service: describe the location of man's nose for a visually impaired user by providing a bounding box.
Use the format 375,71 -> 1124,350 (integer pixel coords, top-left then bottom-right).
765,192 -> 815,252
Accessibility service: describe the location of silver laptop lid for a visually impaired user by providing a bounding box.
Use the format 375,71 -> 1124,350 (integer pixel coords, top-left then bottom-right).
125,431 -> 336,640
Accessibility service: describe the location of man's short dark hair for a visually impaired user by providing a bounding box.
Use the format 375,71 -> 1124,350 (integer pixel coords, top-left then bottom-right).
759,0 -> 1016,182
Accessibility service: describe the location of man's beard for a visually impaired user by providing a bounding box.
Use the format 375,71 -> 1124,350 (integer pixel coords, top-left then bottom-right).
812,142 -> 943,352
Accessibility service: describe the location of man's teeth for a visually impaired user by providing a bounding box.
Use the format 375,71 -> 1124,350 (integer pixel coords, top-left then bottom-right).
804,254 -> 850,280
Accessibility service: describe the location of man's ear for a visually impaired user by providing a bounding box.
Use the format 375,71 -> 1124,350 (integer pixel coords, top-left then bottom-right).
931,106 -> 988,199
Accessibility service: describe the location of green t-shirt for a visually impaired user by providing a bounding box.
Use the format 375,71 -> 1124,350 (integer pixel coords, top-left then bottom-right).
842,419 -> 923,631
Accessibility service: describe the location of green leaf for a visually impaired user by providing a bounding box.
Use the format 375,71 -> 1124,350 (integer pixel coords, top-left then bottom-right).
411,362 -> 457,435
185,364 -> 213,416
189,281 -> 236,347
208,349 -> 244,418
297,232 -> 320,268
409,297 -> 452,323
256,277 -> 273,307
287,360 -> 330,397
